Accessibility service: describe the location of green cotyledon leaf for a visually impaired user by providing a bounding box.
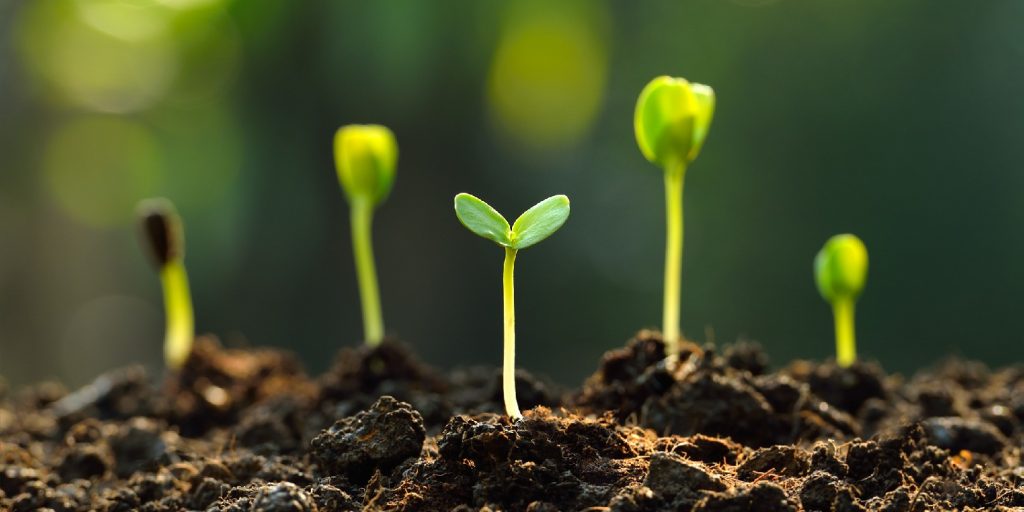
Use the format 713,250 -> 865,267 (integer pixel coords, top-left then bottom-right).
454,193 -> 512,247
509,195 -> 570,250
688,83 -> 716,161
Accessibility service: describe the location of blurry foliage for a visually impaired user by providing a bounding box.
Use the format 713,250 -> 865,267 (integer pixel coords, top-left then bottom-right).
1,0 -> 1024,387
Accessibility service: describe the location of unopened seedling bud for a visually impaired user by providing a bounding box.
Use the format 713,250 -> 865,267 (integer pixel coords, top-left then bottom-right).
815,234 -> 868,368
137,198 -> 194,370
335,125 -> 398,205
454,193 -> 570,419
333,124 -> 398,346
635,76 -> 715,169
634,76 -> 716,359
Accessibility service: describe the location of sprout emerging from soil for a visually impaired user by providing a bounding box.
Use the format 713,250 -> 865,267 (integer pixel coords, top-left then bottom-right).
634,75 -> 715,359
137,198 -> 195,370
454,193 -> 570,419
815,234 -> 868,368
334,124 -> 398,346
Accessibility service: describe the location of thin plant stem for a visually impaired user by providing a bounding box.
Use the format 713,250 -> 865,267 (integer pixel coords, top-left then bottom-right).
833,299 -> 857,367
160,261 -> 194,369
662,161 -> 686,357
502,247 -> 522,419
351,198 -> 384,345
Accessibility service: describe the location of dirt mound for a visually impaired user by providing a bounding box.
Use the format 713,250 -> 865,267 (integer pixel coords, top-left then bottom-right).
3,332 -> 1023,511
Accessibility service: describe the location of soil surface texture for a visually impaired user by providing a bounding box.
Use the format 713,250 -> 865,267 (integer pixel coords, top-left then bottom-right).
3,331 -> 1024,511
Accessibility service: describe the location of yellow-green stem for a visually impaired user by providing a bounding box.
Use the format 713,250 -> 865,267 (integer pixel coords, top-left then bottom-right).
502,247 -> 522,419
351,198 -> 384,345
662,161 -> 686,358
833,299 -> 857,367
160,261 -> 194,370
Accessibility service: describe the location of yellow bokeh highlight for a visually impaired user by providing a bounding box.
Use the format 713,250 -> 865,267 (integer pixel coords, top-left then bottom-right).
153,0 -> 226,10
73,0 -> 173,42
487,0 -> 610,155
44,117 -> 163,227
16,0 -> 179,113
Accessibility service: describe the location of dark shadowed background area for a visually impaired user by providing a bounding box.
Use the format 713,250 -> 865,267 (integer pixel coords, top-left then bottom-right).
2,0 -> 1023,389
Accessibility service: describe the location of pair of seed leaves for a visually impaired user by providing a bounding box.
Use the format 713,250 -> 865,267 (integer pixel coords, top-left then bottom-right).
455,193 -> 570,250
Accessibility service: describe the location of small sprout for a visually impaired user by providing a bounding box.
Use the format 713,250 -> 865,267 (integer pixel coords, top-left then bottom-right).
137,198 -> 194,370
334,124 -> 398,346
454,193 -> 570,419
634,75 -> 715,359
815,234 -> 868,368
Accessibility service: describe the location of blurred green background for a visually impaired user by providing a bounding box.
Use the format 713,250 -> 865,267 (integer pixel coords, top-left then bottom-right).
2,0 -> 1023,389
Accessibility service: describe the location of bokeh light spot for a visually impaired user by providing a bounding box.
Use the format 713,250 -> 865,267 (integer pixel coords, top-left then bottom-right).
16,0 -> 179,113
153,0 -> 225,11
43,116 -> 163,227
487,0 -> 610,155
73,0 -> 172,42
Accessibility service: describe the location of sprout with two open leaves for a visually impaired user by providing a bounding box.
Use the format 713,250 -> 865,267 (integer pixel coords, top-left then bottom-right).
454,193 -> 570,419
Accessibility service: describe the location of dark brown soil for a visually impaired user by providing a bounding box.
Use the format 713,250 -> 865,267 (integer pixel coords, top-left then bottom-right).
3,330 -> 1024,511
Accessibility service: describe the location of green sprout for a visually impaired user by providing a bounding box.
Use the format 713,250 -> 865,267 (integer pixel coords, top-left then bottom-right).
334,124 -> 398,346
634,75 -> 715,359
454,193 -> 570,419
814,234 -> 868,368
137,198 -> 195,370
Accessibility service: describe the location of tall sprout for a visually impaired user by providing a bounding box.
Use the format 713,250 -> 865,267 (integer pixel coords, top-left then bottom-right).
334,125 -> 397,346
634,76 -> 715,359
454,193 -> 570,419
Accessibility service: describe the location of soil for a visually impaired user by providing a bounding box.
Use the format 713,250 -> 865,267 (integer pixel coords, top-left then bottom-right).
3,330 -> 1024,511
